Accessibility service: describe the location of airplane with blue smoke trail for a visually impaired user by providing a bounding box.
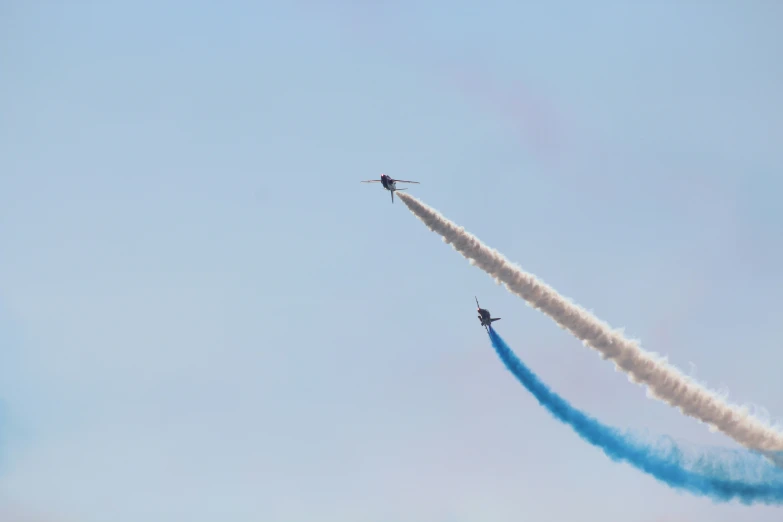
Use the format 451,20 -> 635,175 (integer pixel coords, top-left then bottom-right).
360,174 -> 420,203
475,296 -> 500,332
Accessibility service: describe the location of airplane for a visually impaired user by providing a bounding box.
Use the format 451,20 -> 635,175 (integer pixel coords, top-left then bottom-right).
475,296 -> 501,331
360,173 -> 420,203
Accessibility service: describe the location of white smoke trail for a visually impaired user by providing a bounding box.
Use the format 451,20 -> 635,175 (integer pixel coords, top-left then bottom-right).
397,192 -> 783,453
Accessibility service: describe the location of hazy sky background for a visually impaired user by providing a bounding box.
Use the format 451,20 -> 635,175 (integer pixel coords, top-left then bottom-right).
2,1 -> 783,520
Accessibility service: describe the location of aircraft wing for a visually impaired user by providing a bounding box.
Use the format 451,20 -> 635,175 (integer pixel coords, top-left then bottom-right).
360,180 -> 382,183
392,179 -> 419,184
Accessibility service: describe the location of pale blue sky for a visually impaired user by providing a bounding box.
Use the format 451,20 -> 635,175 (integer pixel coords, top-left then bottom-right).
2,1 -> 783,520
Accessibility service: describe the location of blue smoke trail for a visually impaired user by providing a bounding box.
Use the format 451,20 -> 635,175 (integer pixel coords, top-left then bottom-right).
487,327 -> 783,504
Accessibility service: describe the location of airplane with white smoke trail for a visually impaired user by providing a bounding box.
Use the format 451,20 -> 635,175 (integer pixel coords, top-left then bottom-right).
360,174 -> 420,203
394,190 -> 783,456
